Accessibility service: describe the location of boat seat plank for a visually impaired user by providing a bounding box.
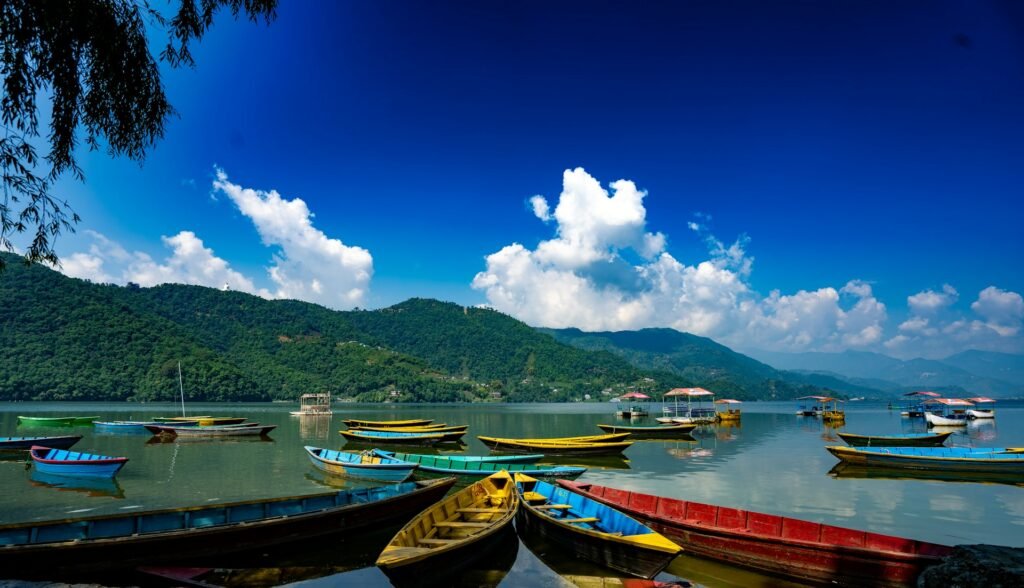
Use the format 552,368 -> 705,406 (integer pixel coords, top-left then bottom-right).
418,538 -> 459,545
456,508 -> 504,513
434,521 -> 490,528
522,491 -> 547,502
534,504 -> 572,510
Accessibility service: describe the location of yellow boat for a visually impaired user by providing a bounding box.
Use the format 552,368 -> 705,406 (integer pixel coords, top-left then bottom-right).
342,418 -> 433,428
376,470 -> 518,585
478,436 -> 633,456
351,424 -> 469,434
479,433 -> 629,446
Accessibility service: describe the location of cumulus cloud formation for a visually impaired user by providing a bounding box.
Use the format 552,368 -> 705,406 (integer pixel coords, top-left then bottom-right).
907,284 -> 958,314
212,169 -> 373,307
59,230 -> 260,293
472,168 -> 888,352
57,170 -> 373,310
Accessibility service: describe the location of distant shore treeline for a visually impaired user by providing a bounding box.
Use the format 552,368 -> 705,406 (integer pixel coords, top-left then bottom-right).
0,253 -> 833,402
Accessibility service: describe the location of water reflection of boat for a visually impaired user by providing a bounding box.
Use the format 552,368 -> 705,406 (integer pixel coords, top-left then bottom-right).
665,447 -> 712,460
538,454 -> 632,471
146,435 -> 276,445
30,470 -> 125,498
827,463 -> 1024,487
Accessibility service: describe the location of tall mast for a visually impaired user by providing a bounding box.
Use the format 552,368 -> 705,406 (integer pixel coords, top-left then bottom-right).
178,361 -> 186,417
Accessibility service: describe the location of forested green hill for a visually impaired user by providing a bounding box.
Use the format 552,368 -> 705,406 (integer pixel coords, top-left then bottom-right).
0,256 -> 687,402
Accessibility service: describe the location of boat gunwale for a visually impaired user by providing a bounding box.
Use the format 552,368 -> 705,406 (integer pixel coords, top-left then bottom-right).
827,445 -> 1024,464
304,446 -> 419,471
29,446 -> 127,466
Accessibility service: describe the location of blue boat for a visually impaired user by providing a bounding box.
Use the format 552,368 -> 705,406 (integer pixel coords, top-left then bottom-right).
0,435 -> 81,451
827,445 -> 1024,473
94,421 -> 196,434
29,446 -> 128,478
339,429 -> 446,446
304,446 -> 418,482
373,450 -> 586,479
513,473 -> 681,579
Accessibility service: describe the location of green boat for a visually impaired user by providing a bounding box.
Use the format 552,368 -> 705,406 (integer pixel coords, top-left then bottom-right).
17,416 -> 99,426
373,450 -> 587,479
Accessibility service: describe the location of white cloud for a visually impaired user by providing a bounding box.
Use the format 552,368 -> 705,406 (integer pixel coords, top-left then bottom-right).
529,195 -> 551,221
971,286 -> 1024,333
472,168 -> 887,352
907,284 -> 958,314
212,169 -> 373,308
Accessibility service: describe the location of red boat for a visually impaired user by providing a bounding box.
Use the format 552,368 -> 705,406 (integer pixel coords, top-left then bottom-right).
558,480 -> 952,587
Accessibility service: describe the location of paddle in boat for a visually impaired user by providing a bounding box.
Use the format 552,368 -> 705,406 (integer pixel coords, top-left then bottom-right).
144,423 -> 276,438
0,435 -> 81,451
966,397 -> 996,419
372,450 -> 586,479
290,392 -> 333,416
0,477 -> 456,576
340,429 -> 448,446
304,446 -> 418,482
17,416 -> 99,427
714,399 -> 742,422
596,423 -> 697,438
826,445 -> 1024,473
376,471 -> 518,586
658,388 -> 716,424
837,431 -> 952,447
514,473 -> 681,579
558,480 -> 952,587
922,398 -> 972,427
29,446 -> 128,478
342,418 -> 433,428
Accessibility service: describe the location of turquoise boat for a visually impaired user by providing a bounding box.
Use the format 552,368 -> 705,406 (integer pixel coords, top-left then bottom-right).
304,446 -> 418,482
827,445 -> 1024,473
339,430 -> 446,446
29,447 -> 128,478
17,416 -> 99,427
373,450 -> 587,479
94,421 -> 196,434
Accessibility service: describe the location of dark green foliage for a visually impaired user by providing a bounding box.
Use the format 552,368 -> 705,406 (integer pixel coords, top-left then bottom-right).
541,327 -> 842,400
0,0 -> 277,269
0,255 -> 682,402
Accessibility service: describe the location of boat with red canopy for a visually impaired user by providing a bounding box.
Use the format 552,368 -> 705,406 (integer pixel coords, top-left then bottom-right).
900,391 -> 941,418
558,480 -> 952,587
923,398 -> 972,427
966,397 -> 996,419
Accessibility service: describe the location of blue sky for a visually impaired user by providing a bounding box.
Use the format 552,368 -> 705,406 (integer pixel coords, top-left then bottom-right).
40,1 -> 1024,359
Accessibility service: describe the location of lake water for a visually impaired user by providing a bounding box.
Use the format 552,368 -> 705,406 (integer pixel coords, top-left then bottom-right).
2,400 -> 1022,587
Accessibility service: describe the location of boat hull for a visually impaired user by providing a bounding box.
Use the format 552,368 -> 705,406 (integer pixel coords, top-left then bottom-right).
30,447 -> 127,479
340,430 -> 444,446
481,438 -> 633,456
374,450 -> 585,479
305,447 -> 416,483
0,436 -> 81,451
837,432 -> 952,447
966,409 -> 994,419
559,480 -> 951,588
145,424 -> 276,437
827,446 -> 1024,473
342,419 -> 433,428
0,478 -> 456,577
17,416 -> 98,426
924,412 -> 967,427
596,424 -> 696,438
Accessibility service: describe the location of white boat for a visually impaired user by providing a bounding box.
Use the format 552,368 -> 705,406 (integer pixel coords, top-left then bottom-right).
663,388 -> 717,424
290,392 -> 333,416
923,398 -> 972,427
966,396 -> 996,419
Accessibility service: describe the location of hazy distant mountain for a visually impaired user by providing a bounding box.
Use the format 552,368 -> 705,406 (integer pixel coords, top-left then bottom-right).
747,349 -> 1022,397
539,328 -> 883,400
940,350 -> 1024,387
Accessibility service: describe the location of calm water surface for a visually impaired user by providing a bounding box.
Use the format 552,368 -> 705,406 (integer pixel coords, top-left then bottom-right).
2,401 -> 1022,587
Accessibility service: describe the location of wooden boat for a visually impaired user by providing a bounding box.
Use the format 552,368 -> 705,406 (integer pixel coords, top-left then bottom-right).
480,433 -> 630,446
153,415 -> 210,424
559,480 -> 952,587
837,432 -> 952,447
376,471 -> 518,586
373,450 -> 587,479
350,422 -> 452,431
17,416 -> 99,426
826,445 -> 1024,473
0,477 -> 456,575
340,429 -> 447,445
714,398 -> 742,422
794,395 -> 829,417
479,437 -> 633,456
94,421 -> 196,434
352,424 -> 469,434
0,435 -> 81,451
661,387 -> 717,424
290,392 -> 333,416
346,427 -> 466,443
966,396 -> 996,419
304,446 -> 417,482
596,423 -> 696,438
828,462 -> 1024,487
342,418 -> 433,428
899,391 -> 941,417
29,446 -> 128,478
923,398 -> 972,427
144,424 -> 276,438
514,474 -> 681,579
